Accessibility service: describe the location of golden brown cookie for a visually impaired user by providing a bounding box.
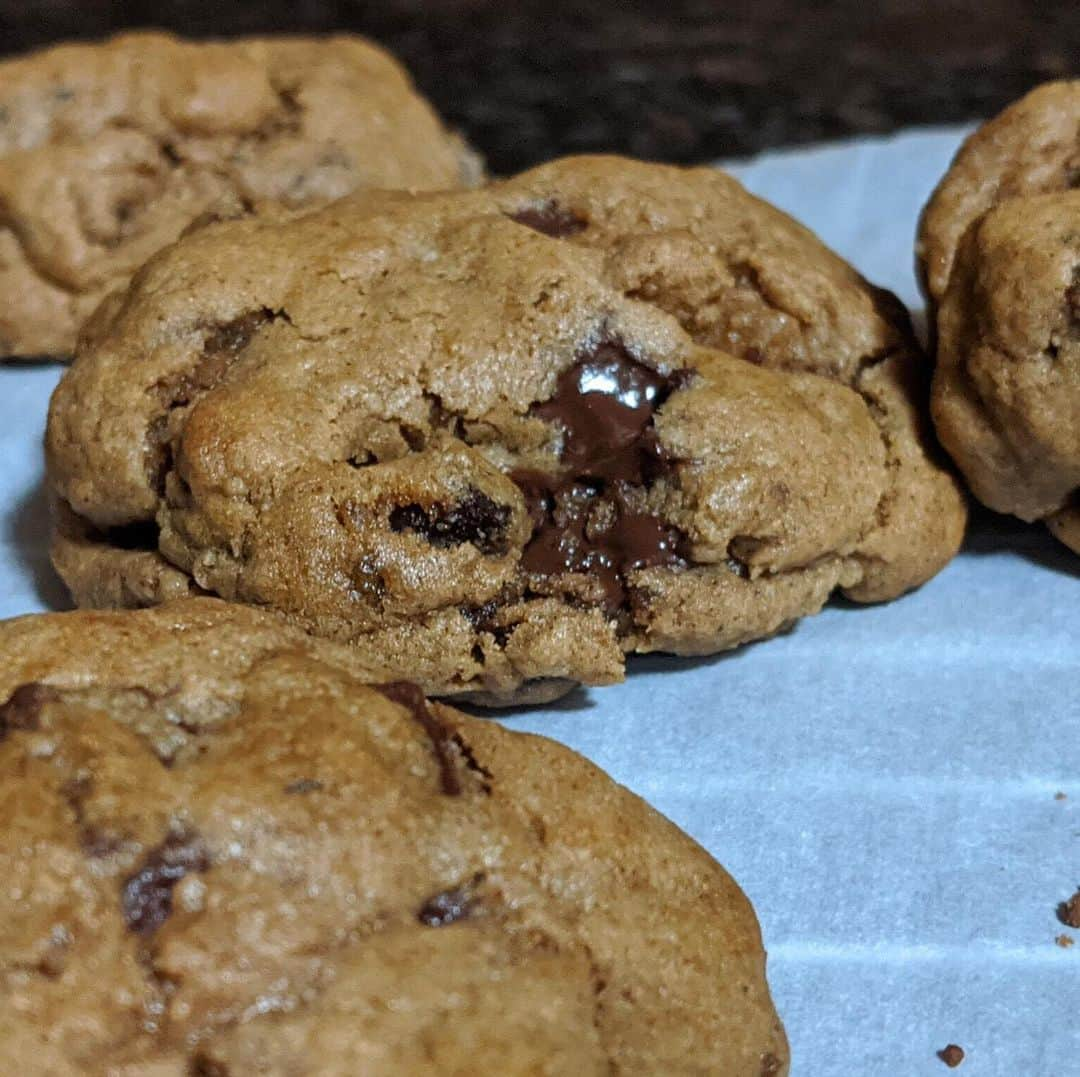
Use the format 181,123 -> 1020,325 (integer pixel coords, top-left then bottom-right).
47,155 -> 966,703
0,31 -> 481,359
917,82 -> 1080,551
918,81 -> 1080,308
0,599 -> 787,1075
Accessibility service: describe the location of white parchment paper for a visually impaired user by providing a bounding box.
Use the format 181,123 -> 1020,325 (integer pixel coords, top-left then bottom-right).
2,127 -> 1078,1076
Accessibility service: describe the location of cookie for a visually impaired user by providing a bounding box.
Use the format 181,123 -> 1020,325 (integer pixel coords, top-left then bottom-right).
0,31 -> 482,359
917,81 -> 1080,308
0,598 -> 787,1075
917,82 -> 1080,550
47,155 -> 966,704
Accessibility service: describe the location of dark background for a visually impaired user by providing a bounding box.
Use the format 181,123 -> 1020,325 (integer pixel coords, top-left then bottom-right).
1,1 -> 1076,174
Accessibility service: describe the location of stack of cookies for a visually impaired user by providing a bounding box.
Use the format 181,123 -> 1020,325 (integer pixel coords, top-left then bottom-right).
0,26 -> 1075,1074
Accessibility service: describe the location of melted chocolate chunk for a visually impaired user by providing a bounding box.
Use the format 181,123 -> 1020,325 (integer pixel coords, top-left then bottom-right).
389,488 -> 511,556
202,310 -> 271,358
516,476 -> 685,610
535,341 -> 675,482
0,682 -> 57,739
377,682 -> 462,796
515,341 -> 690,612
509,201 -> 588,238
417,873 -> 485,927
161,310 -> 271,410
121,830 -> 210,936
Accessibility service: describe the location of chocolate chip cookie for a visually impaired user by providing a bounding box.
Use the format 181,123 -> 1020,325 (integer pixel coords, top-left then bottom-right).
0,31 -> 481,359
0,598 -> 788,1075
918,81 -> 1080,551
47,155 -> 966,704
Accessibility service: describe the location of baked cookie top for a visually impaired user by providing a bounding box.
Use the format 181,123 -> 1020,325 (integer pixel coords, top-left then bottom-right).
918,80 -> 1080,306
0,599 -> 787,1075
0,31 -> 481,358
47,155 -> 965,703
917,82 -> 1080,550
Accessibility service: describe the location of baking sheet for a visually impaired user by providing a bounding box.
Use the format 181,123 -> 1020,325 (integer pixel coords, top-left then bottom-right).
2,127 -> 1078,1075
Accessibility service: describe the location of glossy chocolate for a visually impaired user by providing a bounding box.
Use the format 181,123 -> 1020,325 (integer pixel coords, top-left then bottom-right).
417,873 -> 484,927
389,488 -> 511,556
534,342 -> 672,482
121,829 -> 210,936
515,340 -> 690,613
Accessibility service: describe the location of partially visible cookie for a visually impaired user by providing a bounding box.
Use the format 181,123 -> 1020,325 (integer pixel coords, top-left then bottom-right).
0,599 -> 788,1075
918,82 -> 1080,550
0,31 -> 482,359
918,81 -> 1080,308
47,155 -> 965,703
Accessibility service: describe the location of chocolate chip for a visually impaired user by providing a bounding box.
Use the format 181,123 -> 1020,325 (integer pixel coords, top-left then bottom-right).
938,1044 -> 965,1067
1066,268 -> 1080,334
418,873 -> 485,927
202,311 -> 270,357
349,555 -> 386,604
462,598 -> 499,630
513,340 -> 691,613
0,682 -> 57,739
284,778 -> 323,795
189,1055 -> 229,1077
148,310 -> 273,489
760,1053 -> 784,1077
155,310 -> 271,413
516,476 -> 686,610
146,413 -> 174,494
509,201 -> 588,238
1058,888 -> 1080,928
377,682 -> 462,797
1065,154 -> 1080,188
461,599 -> 512,645
389,488 -> 511,556
535,341 -> 675,482
121,829 -> 210,936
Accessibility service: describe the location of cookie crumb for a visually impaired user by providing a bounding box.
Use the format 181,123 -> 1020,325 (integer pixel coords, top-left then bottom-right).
937,1044 -> 965,1067
1055,934 -> 1074,948
1058,889 -> 1080,928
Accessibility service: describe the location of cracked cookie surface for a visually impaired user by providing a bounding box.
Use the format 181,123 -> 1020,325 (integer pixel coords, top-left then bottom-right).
0,31 -> 481,359
918,81 -> 1080,551
0,598 -> 787,1075
47,155 -> 966,703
